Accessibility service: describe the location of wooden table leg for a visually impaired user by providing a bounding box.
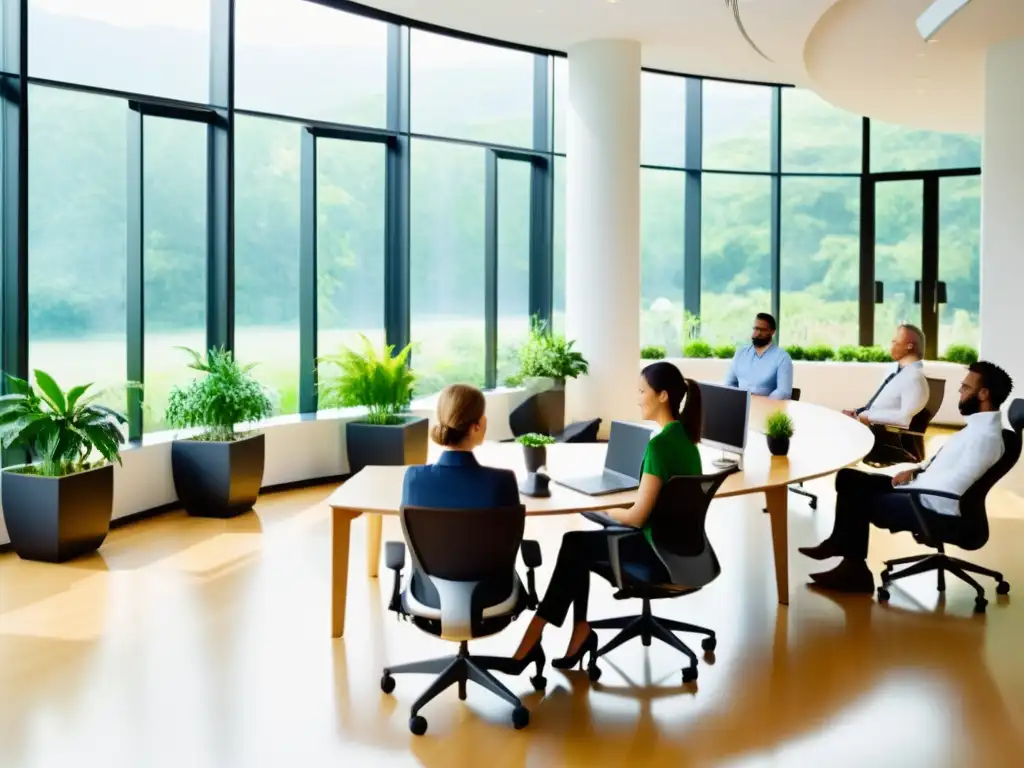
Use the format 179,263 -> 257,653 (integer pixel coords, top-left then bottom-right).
365,513 -> 383,578
765,486 -> 790,606
332,508 -> 360,638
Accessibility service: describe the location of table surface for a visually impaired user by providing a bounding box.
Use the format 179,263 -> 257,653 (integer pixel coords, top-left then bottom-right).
328,397 -> 874,515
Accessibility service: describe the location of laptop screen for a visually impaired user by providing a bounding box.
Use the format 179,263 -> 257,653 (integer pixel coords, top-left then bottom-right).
604,421 -> 653,479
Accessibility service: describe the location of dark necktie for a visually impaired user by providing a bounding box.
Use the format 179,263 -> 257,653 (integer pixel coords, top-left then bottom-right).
857,370 -> 898,414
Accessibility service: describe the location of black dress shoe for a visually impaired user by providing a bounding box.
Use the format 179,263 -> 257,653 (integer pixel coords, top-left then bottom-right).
798,540 -> 843,561
809,560 -> 875,594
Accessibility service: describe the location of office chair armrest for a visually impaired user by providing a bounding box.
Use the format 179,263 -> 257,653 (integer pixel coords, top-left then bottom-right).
520,540 -> 543,610
385,541 -> 406,614
606,529 -> 646,590
890,487 -> 962,544
880,425 -> 926,437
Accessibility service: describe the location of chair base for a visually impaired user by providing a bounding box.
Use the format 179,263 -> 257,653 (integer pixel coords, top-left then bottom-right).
381,641 -> 541,735
877,551 -> 1010,613
590,598 -> 715,683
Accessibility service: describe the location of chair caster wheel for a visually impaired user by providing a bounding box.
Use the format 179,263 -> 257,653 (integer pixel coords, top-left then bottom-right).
701,637 -> 717,653
410,715 -> 428,736
975,597 -> 988,613
997,581 -> 1010,596
530,674 -> 547,692
682,666 -> 698,684
877,587 -> 890,603
512,706 -> 530,730
381,673 -> 395,694
587,664 -> 602,682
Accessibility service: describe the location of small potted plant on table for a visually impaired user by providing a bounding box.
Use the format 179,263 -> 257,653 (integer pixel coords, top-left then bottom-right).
165,347 -> 273,518
0,371 -> 129,562
516,432 -> 555,497
317,334 -> 428,475
765,411 -> 794,457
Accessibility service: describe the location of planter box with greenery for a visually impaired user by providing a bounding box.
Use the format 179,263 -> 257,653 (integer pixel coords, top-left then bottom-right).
765,411 -> 794,457
166,347 -> 273,519
641,345 -> 666,361
0,371 -> 128,562
318,335 -> 428,475
516,433 -> 554,497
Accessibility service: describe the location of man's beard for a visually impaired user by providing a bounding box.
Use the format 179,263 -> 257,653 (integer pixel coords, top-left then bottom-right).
751,336 -> 771,348
958,393 -> 981,416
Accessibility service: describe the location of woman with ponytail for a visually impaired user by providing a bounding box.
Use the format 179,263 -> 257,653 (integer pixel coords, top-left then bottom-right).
401,384 -> 520,510
511,362 -> 703,670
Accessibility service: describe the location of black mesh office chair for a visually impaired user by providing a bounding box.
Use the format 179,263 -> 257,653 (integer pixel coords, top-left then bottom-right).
785,387 -> 819,509
588,467 -> 737,683
877,398 -> 1023,613
864,377 -> 945,467
508,390 -> 601,443
381,504 -> 544,735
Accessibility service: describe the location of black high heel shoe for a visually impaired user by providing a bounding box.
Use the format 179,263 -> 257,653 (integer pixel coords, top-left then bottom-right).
552,630 -> 601,681
484,642 -> 547,692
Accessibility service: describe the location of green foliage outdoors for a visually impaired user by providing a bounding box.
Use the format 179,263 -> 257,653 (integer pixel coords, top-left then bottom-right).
943,344 -> 979,365
713,344 -> 736,359
0,371 -> 128,477
835,346 -> 860,362
683,340 -> 713,359
785,345 -> 806,361
641,345 -> 666,360
856,346 -> 893,363
317,335 -> 416,426
506,318 -> 589,386
164,347 -> 273,442
765,410 -> 795,440
516,432 -> 556,447
803,345 -> 835,362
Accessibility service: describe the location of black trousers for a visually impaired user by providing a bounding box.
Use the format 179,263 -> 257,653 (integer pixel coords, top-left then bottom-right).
827,468 -> 921,560
536,530 -> 668,627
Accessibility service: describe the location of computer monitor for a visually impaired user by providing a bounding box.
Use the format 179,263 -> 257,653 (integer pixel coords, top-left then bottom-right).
699,382 -> 750,467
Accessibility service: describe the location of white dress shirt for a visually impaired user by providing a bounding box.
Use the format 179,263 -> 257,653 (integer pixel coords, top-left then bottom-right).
862,360 -> 930,428
905,410 -> 1006,516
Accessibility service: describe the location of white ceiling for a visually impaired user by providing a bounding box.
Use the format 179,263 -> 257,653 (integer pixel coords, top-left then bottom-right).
349,0 -> 1020,132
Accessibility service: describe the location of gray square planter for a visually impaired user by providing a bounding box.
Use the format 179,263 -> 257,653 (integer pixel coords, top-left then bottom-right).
1,463 -> 114,563
171,432 -> 265,518
346,416 -> 429,475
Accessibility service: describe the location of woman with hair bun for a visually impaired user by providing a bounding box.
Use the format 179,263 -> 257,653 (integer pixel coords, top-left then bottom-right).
402,383 -> 520,513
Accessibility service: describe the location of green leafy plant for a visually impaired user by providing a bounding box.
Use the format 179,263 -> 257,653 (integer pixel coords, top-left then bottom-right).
0,371 -> 128,477
943,344 -> 978,366
713,344 -> 736,359
785,345 -> 806,361
765,410 -> 794,440
835,345 -> 860,362
516,432 -> 556,447
507,317 -> 589,385
317,334 -> 416,426
856,346 -> 892,363
804,344 -> 835,362
683,340 -> 713,358
165,347 -> 273,441
641,345 -> 666,360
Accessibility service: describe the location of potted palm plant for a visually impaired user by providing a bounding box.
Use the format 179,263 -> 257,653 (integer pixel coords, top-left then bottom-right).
317,334 -> 428,475
0,371 -> 128,562
165,347 -> 273,518
765,411 -> 794,457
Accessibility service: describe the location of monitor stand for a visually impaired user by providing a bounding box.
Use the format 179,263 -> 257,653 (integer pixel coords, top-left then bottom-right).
712,451 -> 742,470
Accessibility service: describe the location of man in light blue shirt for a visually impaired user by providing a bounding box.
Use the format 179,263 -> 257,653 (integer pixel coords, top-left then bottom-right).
725,312 -> 793,400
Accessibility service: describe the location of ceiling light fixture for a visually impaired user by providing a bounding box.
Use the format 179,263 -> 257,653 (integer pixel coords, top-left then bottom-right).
917,0 -> 970,42
724,0 -> 772,62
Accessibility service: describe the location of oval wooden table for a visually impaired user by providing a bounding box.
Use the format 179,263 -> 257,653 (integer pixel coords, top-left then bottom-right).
326,397 -> 874,637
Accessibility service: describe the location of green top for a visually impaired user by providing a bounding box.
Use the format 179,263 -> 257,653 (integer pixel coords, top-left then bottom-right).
639,420 -> 703,546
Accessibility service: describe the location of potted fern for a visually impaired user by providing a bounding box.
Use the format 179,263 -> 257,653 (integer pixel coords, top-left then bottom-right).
165,347 -> 273,518
317,335 -> 428,475
765,410 -> 794,457
0,371 -> 128,562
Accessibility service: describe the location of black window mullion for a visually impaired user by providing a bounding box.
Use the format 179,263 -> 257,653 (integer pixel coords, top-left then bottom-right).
530,54 -> 553,327
859,117 -> 875,346
126,108 -> 144,440
921,177 -> 940,360
683,77 -> 702,326
769,86 -> 782,332
298,130 -> 318,414
384,23 -> 411,354
484,150 -> 498,389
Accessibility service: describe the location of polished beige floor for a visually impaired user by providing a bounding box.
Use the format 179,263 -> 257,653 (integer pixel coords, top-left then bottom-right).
3,446 -> 1024,767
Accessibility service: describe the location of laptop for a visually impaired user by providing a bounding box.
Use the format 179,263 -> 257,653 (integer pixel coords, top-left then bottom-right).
551,420 -> 653,496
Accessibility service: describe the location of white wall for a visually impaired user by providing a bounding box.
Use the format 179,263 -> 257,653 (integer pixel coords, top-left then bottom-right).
0,388 -> 529,548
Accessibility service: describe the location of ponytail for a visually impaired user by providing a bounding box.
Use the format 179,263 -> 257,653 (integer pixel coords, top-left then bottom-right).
681,379 -> 702,443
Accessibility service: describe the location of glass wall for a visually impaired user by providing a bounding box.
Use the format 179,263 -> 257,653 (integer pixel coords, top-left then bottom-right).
1,1 -> 985,445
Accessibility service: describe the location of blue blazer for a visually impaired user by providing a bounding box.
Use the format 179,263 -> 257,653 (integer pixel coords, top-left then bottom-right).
402,450 -> 520,510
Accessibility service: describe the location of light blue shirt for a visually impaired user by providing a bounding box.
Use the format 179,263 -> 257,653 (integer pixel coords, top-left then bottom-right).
725,343 -> 793,400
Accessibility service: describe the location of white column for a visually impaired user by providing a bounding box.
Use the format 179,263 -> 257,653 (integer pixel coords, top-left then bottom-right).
980,37 -> 1024,493
565,40 -> 642,429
